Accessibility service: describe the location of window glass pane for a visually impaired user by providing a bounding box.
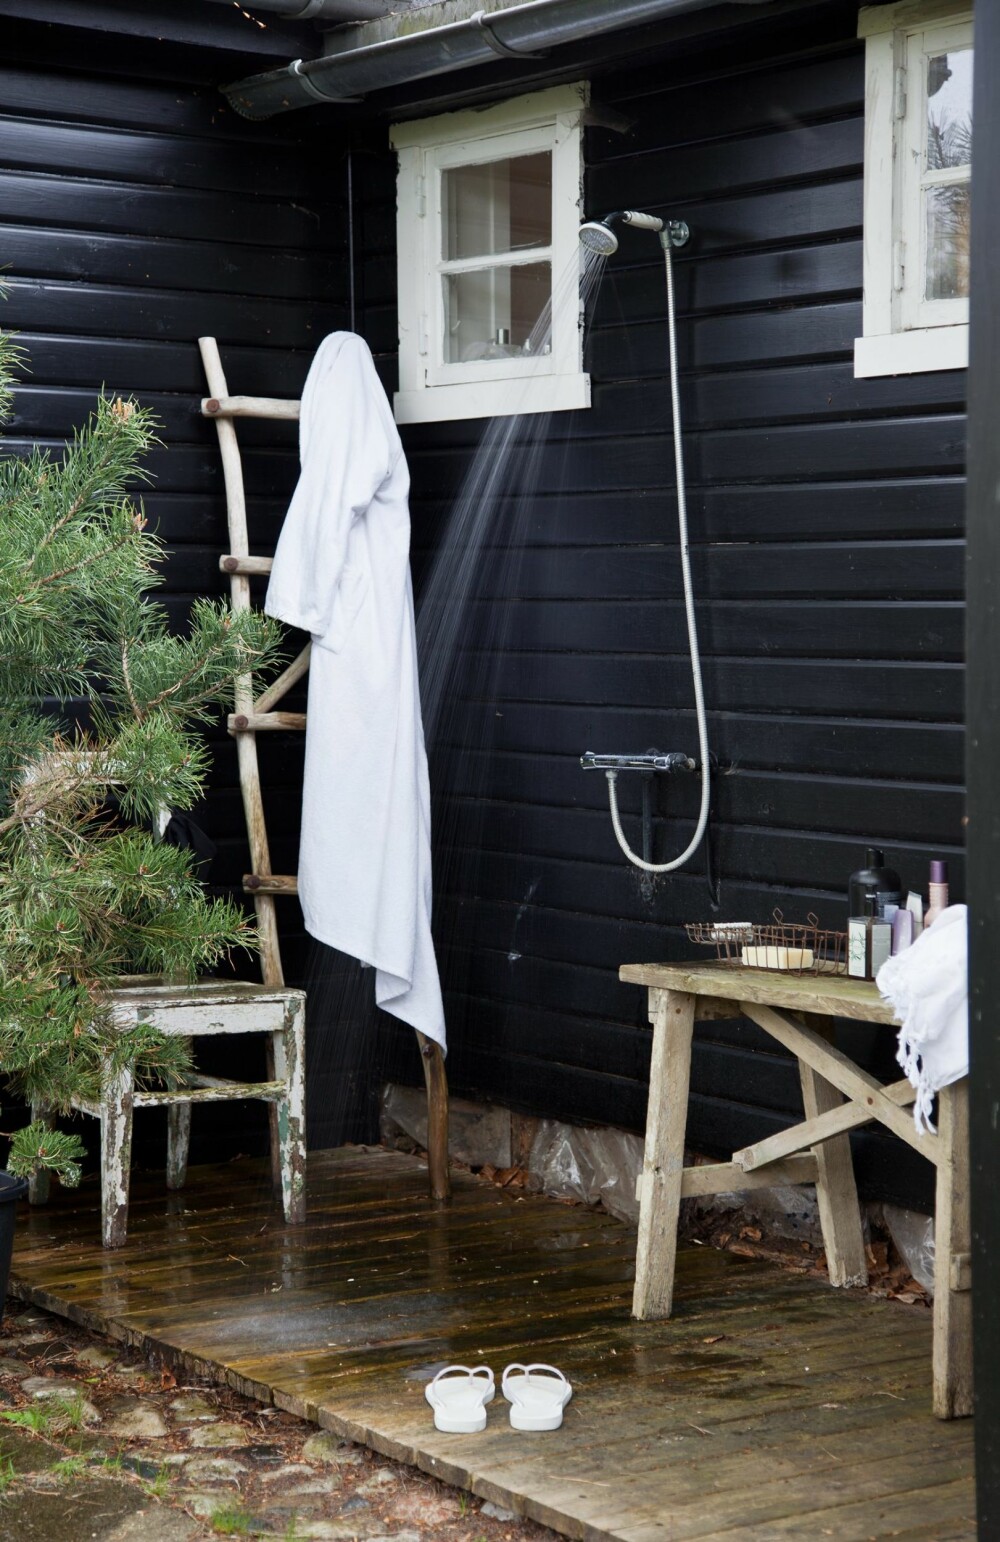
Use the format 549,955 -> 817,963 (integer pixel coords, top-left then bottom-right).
926,48 -> 973,169
443,153 -> 551,261
443,262 -> 551,362
925,183 -> 970,300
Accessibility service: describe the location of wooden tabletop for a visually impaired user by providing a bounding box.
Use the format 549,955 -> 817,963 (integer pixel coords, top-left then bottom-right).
619,959 -> 900,1025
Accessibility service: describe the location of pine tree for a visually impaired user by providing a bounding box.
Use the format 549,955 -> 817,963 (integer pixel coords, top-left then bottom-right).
0,325 -> 282,1184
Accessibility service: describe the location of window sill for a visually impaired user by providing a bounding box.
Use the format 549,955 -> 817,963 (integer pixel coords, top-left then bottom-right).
854,325 -> 969,378
394,371 -> 590,425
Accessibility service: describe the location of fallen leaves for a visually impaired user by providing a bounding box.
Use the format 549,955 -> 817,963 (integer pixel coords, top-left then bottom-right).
478,1164 -> 530,1189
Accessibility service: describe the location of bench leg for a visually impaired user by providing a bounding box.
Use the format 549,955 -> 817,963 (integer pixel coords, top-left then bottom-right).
27,1105 -> 54,1206
798,1018 -> 868,1289
166,1103 -> 192,1191
101,1065 -> 134,1250
273,996 -> 306,1224
633,988 -> 696,1320
933,1078 -> 973,1418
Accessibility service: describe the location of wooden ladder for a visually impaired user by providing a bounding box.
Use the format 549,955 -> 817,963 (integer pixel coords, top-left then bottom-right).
198,337 -> 450,1202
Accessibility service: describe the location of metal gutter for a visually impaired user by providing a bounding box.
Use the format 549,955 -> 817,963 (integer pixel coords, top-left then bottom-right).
223,0 -> 773,118
201,0 -> 391,18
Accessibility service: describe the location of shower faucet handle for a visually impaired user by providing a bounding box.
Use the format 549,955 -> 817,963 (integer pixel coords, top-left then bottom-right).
580,751 -> 696,774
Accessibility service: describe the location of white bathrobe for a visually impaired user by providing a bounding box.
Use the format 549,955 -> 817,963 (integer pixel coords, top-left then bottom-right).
264,332 -> 446,1051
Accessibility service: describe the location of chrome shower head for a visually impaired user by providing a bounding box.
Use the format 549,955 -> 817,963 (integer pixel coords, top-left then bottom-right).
579,218 -> 618,255
580,209 -> 689,258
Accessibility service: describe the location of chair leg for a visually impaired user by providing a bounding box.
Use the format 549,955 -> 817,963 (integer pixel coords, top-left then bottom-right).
272,996 -> 306,1224
27,1105 -> 54,1206
101,1064 -> 134,1249
166,1103 -> 192,1191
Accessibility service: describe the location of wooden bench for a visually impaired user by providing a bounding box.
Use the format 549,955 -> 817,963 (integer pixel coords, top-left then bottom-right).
619,961 -> 972,1419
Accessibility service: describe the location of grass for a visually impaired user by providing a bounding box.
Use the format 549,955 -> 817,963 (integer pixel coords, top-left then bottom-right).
0,1394 -> 87,1437
0,1457 -> 17,1497
46,1450 -> 172,1506
49,1455 -> 87,1480
143,1464 -> 171,1500
209,1504 -> 255,1536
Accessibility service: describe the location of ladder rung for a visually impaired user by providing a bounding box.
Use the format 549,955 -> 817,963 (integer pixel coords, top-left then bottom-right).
255,644 -> 311,714
244,874 -> 299,895
229,712 -> 306,733
220,554 -> 273,576
202,394 -> 300,421
134,1079 -> 287,1108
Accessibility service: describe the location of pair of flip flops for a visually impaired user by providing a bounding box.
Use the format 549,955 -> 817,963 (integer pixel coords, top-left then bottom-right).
425,1363 -> 573,1433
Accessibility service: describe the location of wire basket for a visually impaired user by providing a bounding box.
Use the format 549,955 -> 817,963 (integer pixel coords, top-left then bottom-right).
685,911 -> 847,975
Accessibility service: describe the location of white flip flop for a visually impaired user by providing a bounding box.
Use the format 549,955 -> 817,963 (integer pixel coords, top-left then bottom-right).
424,1364 -> 495,1433
501,1363 -> 573,1431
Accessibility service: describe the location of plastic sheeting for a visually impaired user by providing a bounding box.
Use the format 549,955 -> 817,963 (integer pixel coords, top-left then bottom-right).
528,1120 -> 644,1225
881,1202 -> 936,1294
381,1084 -> 513,1169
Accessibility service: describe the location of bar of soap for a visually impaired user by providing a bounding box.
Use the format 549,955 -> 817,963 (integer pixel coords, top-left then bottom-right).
741,946 -> 814,970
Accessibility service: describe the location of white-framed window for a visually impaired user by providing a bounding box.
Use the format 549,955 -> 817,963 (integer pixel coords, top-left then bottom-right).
855,1 -> 973,378
390,84 -> 590,424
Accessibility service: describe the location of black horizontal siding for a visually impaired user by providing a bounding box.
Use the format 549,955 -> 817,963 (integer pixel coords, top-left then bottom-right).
2,1 -> 966,1214
0,5 -> 343,1167
362,6 -> 966,1211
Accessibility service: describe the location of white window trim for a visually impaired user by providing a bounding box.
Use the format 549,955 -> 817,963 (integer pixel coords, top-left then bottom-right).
855,0 -> 973,379
390,84 -> 590,424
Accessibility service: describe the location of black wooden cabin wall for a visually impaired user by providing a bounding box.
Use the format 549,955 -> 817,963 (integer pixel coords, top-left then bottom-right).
0,3 -> 347,1166
363,1 -> 965,1212
0,1 -> 966,1210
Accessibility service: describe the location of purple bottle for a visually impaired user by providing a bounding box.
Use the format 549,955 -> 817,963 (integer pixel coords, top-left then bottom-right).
924,860 -> 949,927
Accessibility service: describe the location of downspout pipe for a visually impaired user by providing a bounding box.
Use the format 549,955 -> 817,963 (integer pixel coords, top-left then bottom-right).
224,0 -> 773,118
202,0 -> 390,18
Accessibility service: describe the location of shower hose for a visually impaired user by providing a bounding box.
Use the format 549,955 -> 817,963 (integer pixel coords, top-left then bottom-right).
605,233 -> 711,874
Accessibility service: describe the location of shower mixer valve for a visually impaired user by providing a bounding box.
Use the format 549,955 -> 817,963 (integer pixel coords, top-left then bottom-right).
579,751 -> 696,774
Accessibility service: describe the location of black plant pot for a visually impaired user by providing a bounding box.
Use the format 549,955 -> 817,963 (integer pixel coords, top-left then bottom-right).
0,1171 -> 28,1322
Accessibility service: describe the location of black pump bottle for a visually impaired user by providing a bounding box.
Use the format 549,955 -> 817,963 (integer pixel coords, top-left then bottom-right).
848,847 -> 902,919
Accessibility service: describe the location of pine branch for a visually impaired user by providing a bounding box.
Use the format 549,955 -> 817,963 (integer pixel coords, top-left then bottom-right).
4,1123 -> 84,1186
0,343 -> 282,1177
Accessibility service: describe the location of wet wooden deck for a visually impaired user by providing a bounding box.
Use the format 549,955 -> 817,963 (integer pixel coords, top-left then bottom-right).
10,1147 -> 975,1541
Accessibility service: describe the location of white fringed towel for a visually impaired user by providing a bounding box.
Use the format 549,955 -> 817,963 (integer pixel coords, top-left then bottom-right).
876,903 -> 967,1134
264,332 -> 446,1051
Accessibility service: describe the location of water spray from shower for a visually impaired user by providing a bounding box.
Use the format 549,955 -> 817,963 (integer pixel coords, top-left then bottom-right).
578,209 -> 712,881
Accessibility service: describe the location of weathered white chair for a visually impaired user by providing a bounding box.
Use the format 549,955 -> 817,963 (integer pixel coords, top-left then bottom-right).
30,977 -> 306,1248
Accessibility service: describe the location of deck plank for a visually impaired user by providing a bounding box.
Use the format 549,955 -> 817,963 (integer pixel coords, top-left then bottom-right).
10,1147 -> 974,1542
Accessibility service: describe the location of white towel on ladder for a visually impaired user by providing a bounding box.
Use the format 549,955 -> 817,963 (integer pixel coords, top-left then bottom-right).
264,332 -> 446,1051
